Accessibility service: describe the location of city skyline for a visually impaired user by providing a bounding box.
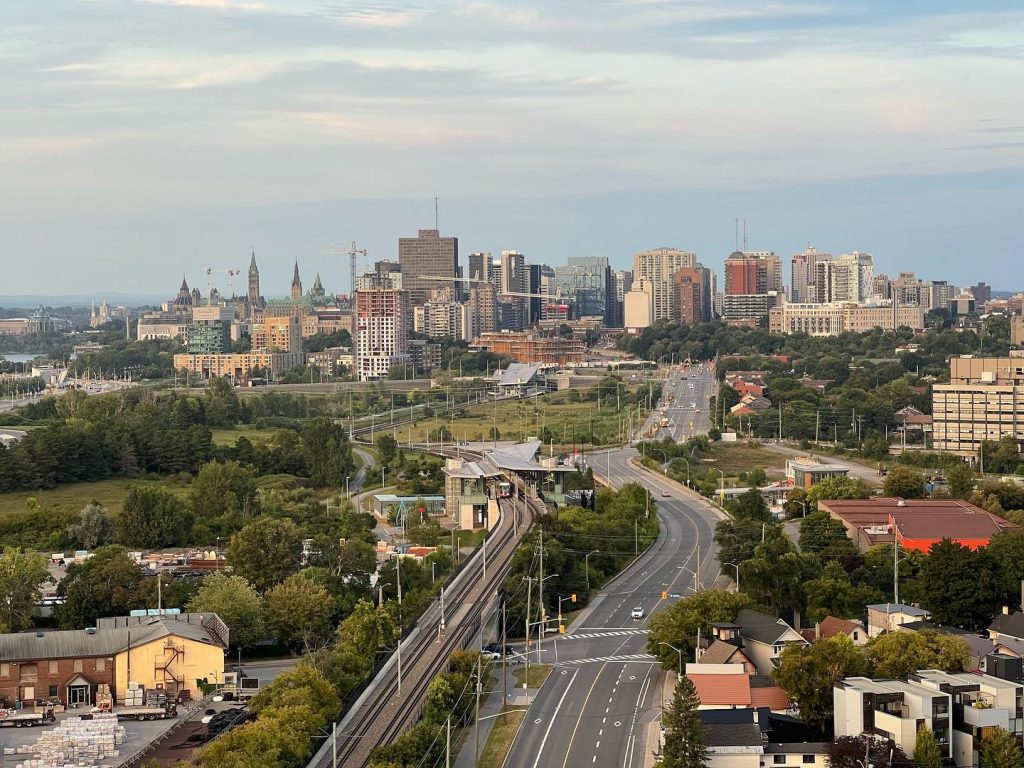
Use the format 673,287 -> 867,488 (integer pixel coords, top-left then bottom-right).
2,1 -> 1023,294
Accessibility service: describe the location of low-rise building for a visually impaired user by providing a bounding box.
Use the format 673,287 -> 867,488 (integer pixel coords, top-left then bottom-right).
730,610 -> 807,675
474,331 -> 585,365
0,612 -> 227,708
866,603 -> 931,638
769,301 -> 926,336
932,354 -> 1024,459
819,498 -> 1016,552
784,456 -> 850,489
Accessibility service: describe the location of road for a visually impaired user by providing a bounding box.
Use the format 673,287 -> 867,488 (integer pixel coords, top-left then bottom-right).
503,450 -> 723,768
638,362 -> 716,442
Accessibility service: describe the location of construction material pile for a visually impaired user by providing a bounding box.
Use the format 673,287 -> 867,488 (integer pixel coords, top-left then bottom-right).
9,713 -> 125,767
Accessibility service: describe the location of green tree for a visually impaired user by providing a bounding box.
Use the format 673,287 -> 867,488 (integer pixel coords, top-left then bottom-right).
799,511 -> 857,562
228,517 -> 304,592
740,527 -> 810,613
806,477 -> 870,508
302,418 -> 355,488
188,460 -> 258,536
882,465 -> 926,499
57,545 -> 146,628
827,736 -> 908,768
914,724 -> 943,768
0,548 -> 52,632
867,628 -> 969,679
68,502 -> 114,550
265,574 -> 335,651
647,590 -> 754,668
375,435 -> 398,467
981,726 -> 1023,768
916,539 -> 1003,629
250,661 -> 340,724
947,462 -> 976,500
187,573 -> 265,650
116,485 -> 192,548
804,561 -> 884,622
202,376 -> 242,427
772,636 -> 869,732
729,488 -> 771,522
660,675 -> 709,768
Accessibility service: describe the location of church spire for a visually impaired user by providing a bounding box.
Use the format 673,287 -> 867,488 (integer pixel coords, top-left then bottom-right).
249,250 -> 258,273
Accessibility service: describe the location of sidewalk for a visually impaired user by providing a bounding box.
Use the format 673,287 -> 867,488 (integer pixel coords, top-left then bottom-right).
455,663 -> 537,768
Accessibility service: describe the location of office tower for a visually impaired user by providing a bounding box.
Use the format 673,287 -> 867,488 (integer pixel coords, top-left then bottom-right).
290,262 -> 303,299
398,229 -> 459,306
553,256 -> 613,323
970,282 -> 992,307
468,284 -> 497,335
468,252 -> 494,283
791,247 -> 831,303
724,252 -> 761,295
499,250 -> 527,330
355,288 -> 410,381
632,248 -> 696,321
610,270 -> 633,328
527,264 -> 544,325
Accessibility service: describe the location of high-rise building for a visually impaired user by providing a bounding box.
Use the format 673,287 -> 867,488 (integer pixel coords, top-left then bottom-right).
553,256 -> 613,324
355,262 -> 402,291
610,270 -> 632,328
185,305 -> 233,354
399,229 -> 458,306
499,250 -> 527,331
673,267 -> 708,324
290,262 -> 303,299
632,248 -> 696,321
812,252 -> 874,304
724,252 -> 761,295
932,354 -> 1024,459
467,284 -> 498,336
355,288 -> 410,381
468,251 -> 494,283
791,247 -> 831,303
1013,314 -> 1024,346
623,279 -> 655,332
527,264 -> 545,325
970,282 -> 992,307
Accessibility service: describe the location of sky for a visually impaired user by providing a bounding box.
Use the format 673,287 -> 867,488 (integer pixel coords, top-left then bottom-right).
1,0 -> 1023,298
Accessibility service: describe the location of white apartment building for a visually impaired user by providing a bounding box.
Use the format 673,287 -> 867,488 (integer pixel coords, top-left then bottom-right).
932,354 -> 1024,459
355,288 -> 410,381
769,301 -> 925,336
632,248 -> 696,321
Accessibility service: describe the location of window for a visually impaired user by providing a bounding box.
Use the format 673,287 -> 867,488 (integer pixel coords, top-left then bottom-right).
96,658 -> 105,672
773,757 -> 785,765
48,685 -> 58,697
853,631 -> 859,641
803,757 -> 816,765
0,663 -> 8,677
20,664 -> 38,682
48,661 -> 58,674
73,660 -> 83,673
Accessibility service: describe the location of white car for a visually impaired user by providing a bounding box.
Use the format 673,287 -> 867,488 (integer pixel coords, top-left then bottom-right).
631,606 -> 644,620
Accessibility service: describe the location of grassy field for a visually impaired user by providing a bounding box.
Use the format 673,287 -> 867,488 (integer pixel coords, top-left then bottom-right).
0,476 -> 188,518
209,426 -> 280,447
398,391 -> 645,449
512,663 -> 552,689
697,442 -> 787,481
478,708 -> 527,768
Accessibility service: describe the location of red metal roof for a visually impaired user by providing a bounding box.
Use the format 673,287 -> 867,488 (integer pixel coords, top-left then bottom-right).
688,673 -> 751,707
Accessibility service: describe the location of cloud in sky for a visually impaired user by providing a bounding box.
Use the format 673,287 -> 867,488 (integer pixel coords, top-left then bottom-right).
0,0 -> 1023,294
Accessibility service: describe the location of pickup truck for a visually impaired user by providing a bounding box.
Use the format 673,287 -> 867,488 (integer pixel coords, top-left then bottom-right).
115,703 -> 178,721
0,708 -> 56,728
221,672 -> 260,702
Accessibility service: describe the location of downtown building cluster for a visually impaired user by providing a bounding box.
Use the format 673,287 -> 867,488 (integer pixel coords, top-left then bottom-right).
130,228 -> 1010,384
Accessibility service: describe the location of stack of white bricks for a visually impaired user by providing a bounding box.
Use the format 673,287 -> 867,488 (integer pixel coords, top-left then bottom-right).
13,713 -> 126,767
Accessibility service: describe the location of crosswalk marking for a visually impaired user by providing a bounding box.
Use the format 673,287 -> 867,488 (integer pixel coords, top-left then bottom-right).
562,630 -> 650,641
558,654 -> 658,666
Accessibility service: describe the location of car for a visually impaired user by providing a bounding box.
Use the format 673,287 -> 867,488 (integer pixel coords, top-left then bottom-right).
661,490 -> 670,497
631,606 -> 644,620
481,650 -> 502,660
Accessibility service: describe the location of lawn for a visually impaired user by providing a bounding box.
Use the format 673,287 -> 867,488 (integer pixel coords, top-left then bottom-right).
695,442 -> 787,481
512,663 -> 552,689
396,389 -> 650,449
478,708 -> 527,768
209,426 -> 280,447
0,476 -> 188,518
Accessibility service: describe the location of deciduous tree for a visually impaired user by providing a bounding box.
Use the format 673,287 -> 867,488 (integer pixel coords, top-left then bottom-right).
0,548 -> 51,633
265,574 -> 335,651
187,573 -> 264,650
647,590 -> 754,669
68,502 -> 113,550
228,517 -> 303,592
882,465 -> 926,499
867,629 -> 969,679
773,636 -> 869,733
116,485 -> 191,548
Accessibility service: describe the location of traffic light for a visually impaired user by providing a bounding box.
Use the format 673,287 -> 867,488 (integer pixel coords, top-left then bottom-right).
559,624 -> 565,634
571,594 -> 577,603
661,591 -> 668,600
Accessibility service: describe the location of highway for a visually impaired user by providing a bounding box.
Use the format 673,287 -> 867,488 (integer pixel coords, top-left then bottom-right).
638,363 -> 716,441
504,450 -> 723,768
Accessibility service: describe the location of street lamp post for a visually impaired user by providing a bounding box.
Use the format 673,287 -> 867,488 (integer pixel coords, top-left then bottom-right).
658,642 -> 683,677
724,562 -> 740,593
585,550 -> 600,591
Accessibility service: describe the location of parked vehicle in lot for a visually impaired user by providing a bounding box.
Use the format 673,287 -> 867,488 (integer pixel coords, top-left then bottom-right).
221,672 -> 261,701
0,706 -> 56,728
115,703 -> 178,721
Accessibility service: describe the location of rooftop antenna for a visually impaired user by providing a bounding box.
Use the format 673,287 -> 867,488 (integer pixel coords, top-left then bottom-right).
743,219 -> 748,251
434,195 -> 439,230
734,218 -> 739,251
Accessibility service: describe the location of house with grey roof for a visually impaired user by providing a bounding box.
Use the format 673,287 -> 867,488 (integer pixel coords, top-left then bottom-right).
732,609 -> 807,675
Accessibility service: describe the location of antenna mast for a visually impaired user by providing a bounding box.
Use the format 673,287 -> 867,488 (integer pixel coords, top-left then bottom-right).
435,195 -> 439,230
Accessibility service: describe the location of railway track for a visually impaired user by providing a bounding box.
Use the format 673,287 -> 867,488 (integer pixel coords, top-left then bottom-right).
307,493 -> 539,768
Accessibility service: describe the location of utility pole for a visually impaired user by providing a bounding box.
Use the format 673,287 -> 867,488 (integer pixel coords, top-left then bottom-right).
523,575 -> 532,696
474,652 -> 482,766
445,717 -> 451,768
538,530 -> 545,667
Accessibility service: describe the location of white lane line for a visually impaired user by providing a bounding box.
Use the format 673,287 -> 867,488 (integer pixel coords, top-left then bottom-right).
531,669 -> 579,768
623,669 -> 654,768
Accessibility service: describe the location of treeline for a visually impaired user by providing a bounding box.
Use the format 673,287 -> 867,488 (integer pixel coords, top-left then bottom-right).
69,337 -> 182,380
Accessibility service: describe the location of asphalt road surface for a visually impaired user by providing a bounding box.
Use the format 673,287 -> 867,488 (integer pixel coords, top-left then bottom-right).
503,449 -> 723,768
638,362 -> 716,442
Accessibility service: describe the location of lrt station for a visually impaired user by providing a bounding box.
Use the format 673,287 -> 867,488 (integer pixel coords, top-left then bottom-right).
443,439 -> 577,530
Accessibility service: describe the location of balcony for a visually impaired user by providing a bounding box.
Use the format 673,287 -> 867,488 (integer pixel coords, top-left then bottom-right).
962,704 -> 1009,729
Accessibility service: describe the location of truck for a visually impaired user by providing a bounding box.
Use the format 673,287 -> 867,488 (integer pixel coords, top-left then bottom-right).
221,672 -> 261,702
0,707 -> 56,728
115,703 -> 178,722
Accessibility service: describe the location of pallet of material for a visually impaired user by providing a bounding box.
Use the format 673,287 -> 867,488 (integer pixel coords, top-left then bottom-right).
14,713 -> 126,768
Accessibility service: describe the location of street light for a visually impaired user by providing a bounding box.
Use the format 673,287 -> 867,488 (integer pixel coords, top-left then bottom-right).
585,550 -> 600,591
724,562 -> 740,593
658,642 -> 683,677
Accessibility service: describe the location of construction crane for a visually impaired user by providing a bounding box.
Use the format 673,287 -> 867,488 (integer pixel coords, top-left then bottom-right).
204,268 -> 240,304
320,241 -> 367,298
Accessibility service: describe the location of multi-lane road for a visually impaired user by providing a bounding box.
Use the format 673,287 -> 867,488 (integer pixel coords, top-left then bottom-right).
638,363 -> 716,441
504,446 -> 723,767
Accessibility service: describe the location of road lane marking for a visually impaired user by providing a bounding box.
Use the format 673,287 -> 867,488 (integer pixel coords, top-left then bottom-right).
623,667 -> 654,768
561,663 -> 608,768
531,669 -> 579,768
